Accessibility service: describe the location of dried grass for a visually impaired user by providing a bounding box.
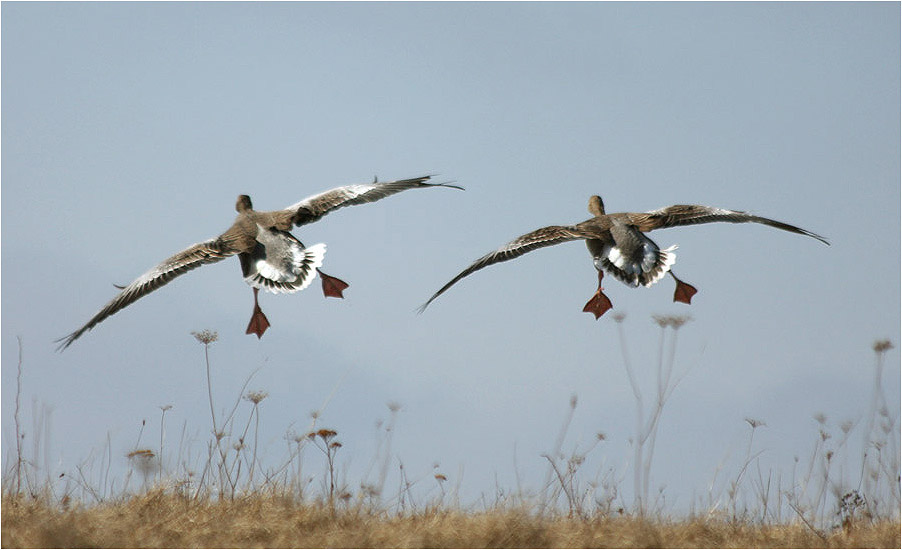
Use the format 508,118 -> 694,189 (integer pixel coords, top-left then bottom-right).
2,492 -> 898,549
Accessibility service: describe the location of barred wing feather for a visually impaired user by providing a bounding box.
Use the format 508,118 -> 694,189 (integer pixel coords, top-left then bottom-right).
286,175 -> 463,226
56,239 -> 233,350
634,205 -> 829,245
418,225 -> 588,312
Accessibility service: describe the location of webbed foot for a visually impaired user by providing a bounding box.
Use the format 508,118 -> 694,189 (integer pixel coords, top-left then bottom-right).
317,269 -> 349,298
671,272 -> 698,305
246,288 -> 271,338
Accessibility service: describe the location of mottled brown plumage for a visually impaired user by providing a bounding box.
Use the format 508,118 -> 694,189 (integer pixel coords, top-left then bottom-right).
58,175 -> 461,350
419,196 -> 828,317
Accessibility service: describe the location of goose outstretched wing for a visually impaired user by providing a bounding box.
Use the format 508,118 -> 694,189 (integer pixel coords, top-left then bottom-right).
418,225 -> 591,312
284,175 -> 463,226
630,204 -> 829,245
57,239 -> 235,350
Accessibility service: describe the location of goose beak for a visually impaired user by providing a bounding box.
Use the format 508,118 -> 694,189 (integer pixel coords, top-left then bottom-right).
246,288 -> 271,338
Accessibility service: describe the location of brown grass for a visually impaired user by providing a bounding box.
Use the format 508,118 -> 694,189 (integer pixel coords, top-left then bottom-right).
2,492 -> 898,549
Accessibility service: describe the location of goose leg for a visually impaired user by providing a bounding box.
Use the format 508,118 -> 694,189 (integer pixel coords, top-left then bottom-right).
583,270 -> 614,320
317,268 -> 349,299
246,287 -> 271,339
670,271 -> 698,304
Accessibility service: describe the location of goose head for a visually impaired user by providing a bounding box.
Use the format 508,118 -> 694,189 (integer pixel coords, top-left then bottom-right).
236,195 -> 253,213
588,195 -> 605,217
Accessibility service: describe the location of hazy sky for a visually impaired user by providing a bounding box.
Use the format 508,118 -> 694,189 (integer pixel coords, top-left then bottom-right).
3,2 -> 899,512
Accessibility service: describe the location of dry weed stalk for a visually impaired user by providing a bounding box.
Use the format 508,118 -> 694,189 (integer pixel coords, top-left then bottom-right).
7,327 -> 896,538
612,313 -> 693,515
13,336 -> 24,495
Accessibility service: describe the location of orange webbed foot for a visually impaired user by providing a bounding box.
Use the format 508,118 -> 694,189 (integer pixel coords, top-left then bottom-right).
583,289 -> 614,320
317,269 -> 349,299
671,273 -> 698,305
246,288 -> 271,339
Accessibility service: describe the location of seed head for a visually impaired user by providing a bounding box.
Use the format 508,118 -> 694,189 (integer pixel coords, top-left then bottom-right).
311,428 -> 338,443
127,449 -> 158,475
127,449 -> 155,459
872,340 -> 893,353
191,330 -> 219,345
745,417 -> 766,429
652,315 -> 691,329
244,390 -> 269,404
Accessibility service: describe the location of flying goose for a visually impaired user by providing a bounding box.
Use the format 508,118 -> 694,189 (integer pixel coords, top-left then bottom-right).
418,196 -> 828,318
58,175 -> 462,350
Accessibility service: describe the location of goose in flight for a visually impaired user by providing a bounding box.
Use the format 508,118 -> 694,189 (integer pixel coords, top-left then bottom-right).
418,196 -> 828,318
58,175 -> 462,350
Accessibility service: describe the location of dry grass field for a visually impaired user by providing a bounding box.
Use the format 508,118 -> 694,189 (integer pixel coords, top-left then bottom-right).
5,330 -> 898,548
2,491 -> 899,548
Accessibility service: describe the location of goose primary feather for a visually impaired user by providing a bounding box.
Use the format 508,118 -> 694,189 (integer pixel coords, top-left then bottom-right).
58,175 -> 461,350
418,196 -> 828,318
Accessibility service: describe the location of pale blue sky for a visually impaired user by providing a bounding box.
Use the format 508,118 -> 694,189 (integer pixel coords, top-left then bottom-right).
3,2 -> 899,511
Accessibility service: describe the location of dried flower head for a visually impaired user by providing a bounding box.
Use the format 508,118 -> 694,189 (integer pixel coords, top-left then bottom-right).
434,473 -> 447,482
127,449 -> 159,476
813,412 -> 827,425
872,340 -> 893,353
244,390 -> 269,404
191,330 -> 219,345
611,312 -> 626,323
745,418 -> 766,429
159,404 -> 173,412
387,401 -> 401,413
596,432 -> 607,441
840,420 -> 854,434
652,315 -> 691,329
310,428 -> 338,443
127,449 -> 155,459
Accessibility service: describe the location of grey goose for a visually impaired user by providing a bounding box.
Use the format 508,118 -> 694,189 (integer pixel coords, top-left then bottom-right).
418,196 -> 828,318
58,175 -> 461,350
